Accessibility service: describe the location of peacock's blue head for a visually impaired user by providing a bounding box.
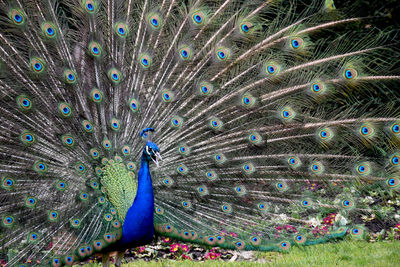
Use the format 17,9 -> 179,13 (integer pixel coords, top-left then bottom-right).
142,141 -> 161,166
140,128 -> 161,166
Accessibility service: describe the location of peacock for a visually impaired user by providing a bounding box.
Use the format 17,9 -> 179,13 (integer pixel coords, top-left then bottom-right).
0,0 -> 399,265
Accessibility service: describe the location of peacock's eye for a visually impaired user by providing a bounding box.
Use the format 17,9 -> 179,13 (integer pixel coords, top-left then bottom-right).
146,146 -> 154,155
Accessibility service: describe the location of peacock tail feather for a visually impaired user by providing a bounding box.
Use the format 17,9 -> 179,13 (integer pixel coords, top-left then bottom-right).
0,0 -> 399,265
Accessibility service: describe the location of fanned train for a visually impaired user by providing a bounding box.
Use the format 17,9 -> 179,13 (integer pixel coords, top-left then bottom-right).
0,0 -> 400,266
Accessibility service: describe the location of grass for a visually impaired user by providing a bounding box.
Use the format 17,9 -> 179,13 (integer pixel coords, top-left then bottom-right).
83,240 -> 400,267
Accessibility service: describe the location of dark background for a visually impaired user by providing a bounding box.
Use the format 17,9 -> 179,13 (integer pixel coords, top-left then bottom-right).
335,0 -> 400,29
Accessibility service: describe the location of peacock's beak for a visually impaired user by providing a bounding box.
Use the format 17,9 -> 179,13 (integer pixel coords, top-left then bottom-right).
151,151 -> 162,167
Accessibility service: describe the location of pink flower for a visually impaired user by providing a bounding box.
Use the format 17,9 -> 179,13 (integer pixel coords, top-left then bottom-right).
181,254 -> 192,260
312,229 -> 317,235
321,213 -> 336,226
205,252 -> 221,260
162,237 -> 171,243
170,243 -> 179,253
229,232 -> 238,237
138,246 -> 146,253
180,244 -> 189,252
284,225 -> 297,232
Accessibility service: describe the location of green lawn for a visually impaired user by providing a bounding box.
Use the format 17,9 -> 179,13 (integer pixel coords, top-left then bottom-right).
83,240 -> 400,267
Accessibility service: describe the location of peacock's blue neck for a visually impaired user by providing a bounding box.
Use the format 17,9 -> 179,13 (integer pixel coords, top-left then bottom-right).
120,154 -> 154,247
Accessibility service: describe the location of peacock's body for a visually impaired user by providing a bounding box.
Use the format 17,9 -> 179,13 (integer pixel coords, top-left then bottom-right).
0,0 -> 399,265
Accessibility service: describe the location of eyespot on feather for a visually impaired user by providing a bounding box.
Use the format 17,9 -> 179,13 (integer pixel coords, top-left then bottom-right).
310,161 -> 325,175
70,218 -> 81,228
91,88 -> 104,103
287,156 -> 301,169
239,20 -> 255,35
196,185 -> 208,196
82,120 -> 94,133
300,199 -> 312,208
126,161 -> 136,171
213,153 -> 227,165
279,241 -> 291,250
89,41 -> 102,57
170,116 -> 183,128
265,62 -> 281,76
108,68 -> 122,84
139,54 -> 152,69
161,89 -> 174,102
343,67 -> 358,80
102,139 -> 112,150
276,181 -> 288,192
355,162 -> 371,176
2,215 -> 15,227
215,46 -> 231,61
115,22 -> 129,38
55,180 -> 67,191
147,12 -> 162,29
63,69 -> 77,84
1,177 -> 15,191
20,130 -> 36,146
81,0 -> 99,14
191,10 -> 207,26
289,37 -> 304,50
75,162 -> 87,175
250,236 -> 261,246
9,8 -> 26,25
242,162 -> 256,175
181,200 -> 192,209
122,145 -> 131,156
161,176 -> 174,186
41,22 -> 57,39
386,177 -> 400,189
221,203 -> 232,213
30,57 -> 46,74
257,202 -> 268,212
359,123 -> 375,138
129,98 -> 140,112
205,170 -> 218,181
294,234 -> 306,244
178,45 -> 192,60
155,206 -> 164,215
234,185 -> 246,196
177,144 -> 190,156
58,103 -> 73,118
25,196 -> 37,208
248,132 -> 262,146
341,198 -> 355,209
198,81 -> 213,96
33,161 -> 48,174
280,106 -> 296,121
241,93 -> 256,108
209,117 -> 223,131
90,148 -> 100,159
234,240 -> 246,250
61,134 -> 75,147
110,118 -> 121,131
17,95 -> 33,111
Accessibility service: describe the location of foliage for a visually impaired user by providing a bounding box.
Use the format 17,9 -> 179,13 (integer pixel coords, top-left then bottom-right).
79,240 -> 400,266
